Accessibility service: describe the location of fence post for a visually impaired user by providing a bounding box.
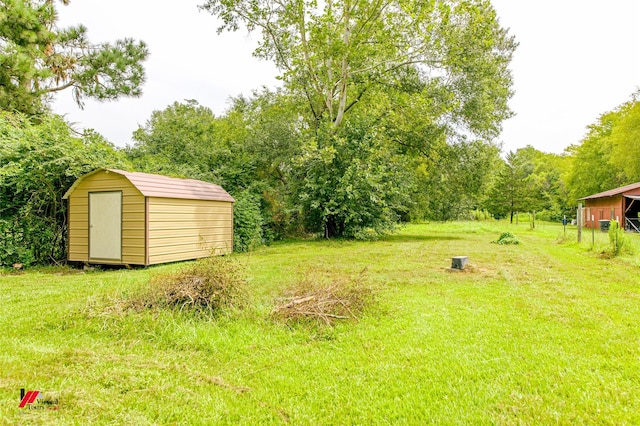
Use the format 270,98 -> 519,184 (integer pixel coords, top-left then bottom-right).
532,210 -> 536,229
577,203 -> 583,243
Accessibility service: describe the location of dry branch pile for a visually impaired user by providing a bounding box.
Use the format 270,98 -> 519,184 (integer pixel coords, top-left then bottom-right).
128,256 -> 247,315
271,270 -> 374,326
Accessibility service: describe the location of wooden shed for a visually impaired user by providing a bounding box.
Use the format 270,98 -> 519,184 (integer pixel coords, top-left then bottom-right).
63,169 -> 235,266
579,182 -> 640,232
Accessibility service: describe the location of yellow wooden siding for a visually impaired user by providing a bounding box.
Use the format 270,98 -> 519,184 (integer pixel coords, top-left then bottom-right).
147,197 -> 233,264
67,171 -> 145,264
148,221 -> 231,231
151,197 -> 232,208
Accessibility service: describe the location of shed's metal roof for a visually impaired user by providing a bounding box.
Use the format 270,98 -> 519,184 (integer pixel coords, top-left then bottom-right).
579,182 -> 640,200
63,169 -> 235,202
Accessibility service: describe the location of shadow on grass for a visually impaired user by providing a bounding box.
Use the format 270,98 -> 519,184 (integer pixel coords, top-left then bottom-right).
381,234 -> 461,243
270,233 -> 462,246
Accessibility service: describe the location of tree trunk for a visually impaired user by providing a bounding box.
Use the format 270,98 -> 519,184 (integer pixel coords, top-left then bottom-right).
323,215 -> 342,239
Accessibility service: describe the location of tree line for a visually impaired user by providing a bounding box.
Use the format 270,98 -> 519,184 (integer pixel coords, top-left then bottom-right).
3,92 -> 639,266
2,0 -> 639,266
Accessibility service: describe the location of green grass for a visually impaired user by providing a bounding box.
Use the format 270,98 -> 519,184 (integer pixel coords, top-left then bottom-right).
1,222 -> 639,424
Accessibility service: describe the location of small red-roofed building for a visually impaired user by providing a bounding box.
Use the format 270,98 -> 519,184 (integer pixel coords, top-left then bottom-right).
579,182 -> 640,231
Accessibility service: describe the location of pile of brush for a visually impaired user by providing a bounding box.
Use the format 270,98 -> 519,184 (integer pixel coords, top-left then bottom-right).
272,269 -> 374,326
128,256 -> 247,316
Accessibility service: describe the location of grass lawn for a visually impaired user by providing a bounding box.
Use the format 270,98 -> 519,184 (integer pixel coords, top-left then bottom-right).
1,222 -> 639,424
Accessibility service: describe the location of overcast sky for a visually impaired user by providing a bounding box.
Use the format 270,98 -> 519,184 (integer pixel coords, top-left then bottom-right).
52,1 -> 640,155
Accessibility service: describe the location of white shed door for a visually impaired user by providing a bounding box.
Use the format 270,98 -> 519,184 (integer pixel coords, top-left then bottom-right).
89,192 -> 122,260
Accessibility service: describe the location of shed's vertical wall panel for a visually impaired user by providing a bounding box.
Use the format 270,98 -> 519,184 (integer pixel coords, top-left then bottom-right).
68,196 -> 89,262
147,197 -> 233,265
584,196 -> 623,229
67,171 -> 146,264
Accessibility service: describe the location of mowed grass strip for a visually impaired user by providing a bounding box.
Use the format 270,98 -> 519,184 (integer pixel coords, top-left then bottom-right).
0,222 -> 639,424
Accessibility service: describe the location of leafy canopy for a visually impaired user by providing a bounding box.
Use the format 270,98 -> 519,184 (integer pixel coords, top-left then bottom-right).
0,111 -> 130,266
201,0 -> 516,138
484,146 -> 572,222
566,93 -> 640,201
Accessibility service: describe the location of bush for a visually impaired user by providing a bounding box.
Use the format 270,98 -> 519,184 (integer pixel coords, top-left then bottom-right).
470,209 -> 492,221
128,256 -> 247,316
0,220 -> 34,267
0,112 -> 130,266
351,227 -> 382,241
233,191 -> 264,252
607,220 -> 631,256
493,232 -> 520,245
271,269 -> 375,326
535,210 -> 552,222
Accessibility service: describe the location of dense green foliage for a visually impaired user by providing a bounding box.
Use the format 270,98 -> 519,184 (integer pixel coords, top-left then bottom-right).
475,95 -> 640,223
232,191 -> 264,252
0,111 -> 128,266
128,100 -> 222,182
126,91 -> 640,251
406,140 -> 501,222
493,231 -> 520,245
484,146 -> 571,222
127,98 -> 284,249
566,94 -> 640,201
0,0 -> 148,115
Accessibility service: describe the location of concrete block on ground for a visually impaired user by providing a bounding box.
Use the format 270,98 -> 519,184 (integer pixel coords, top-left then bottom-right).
451,256 -> 468,270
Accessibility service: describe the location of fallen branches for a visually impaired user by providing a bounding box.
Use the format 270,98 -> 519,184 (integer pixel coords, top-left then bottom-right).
271,269 -> 374,326
125,256 -> 248,316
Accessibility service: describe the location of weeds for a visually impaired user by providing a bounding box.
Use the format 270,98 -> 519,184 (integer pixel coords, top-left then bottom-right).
470,208 -> 492,221
493,232 -> 520,245
607,220 -> 632,256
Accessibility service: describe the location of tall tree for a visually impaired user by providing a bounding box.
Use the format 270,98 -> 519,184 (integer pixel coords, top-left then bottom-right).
128,100 -> 221,181
201,0 -> 515,136
412,139 -> 501,221
484,146 -> 572,222
127,95 -> 301,247
606,96 -> 640,183
484,149 -> 534,222
566,94 -> 640,201
0,0 -> 148,115
201,0 -> 516,237
290,110 -> 415,238
526,148 -> 572,219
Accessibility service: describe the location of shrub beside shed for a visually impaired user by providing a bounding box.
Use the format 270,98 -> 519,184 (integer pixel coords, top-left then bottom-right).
63,169 -> 235,266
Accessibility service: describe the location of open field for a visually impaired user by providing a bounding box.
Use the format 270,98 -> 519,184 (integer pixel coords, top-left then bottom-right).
1,222 -> 639,424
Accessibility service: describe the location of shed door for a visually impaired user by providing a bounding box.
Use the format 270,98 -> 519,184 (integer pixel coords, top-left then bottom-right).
89,191 -> 122,260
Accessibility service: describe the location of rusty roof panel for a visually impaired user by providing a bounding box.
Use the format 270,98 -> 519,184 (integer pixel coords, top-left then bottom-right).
579,182 -> 640,200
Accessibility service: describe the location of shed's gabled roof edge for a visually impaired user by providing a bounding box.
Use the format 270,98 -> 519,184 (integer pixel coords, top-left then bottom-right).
63,168 -> 235,202
579,182 -> 640,200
